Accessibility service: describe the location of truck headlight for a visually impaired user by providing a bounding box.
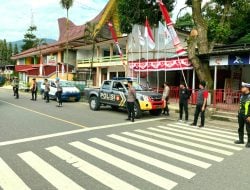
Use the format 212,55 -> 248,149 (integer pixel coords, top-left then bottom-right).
140,95 -> 149,101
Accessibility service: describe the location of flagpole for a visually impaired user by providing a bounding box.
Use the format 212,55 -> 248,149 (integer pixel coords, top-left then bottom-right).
139,44 -> 141,84
131,34 -> 134,79
157,25 -> 160,93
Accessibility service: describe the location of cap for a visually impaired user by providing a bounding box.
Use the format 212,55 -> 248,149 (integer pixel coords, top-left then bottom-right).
199,81 -> 206,87
241,82 -> 250,88
32,78 -> 36,80
56,77 -> 60,81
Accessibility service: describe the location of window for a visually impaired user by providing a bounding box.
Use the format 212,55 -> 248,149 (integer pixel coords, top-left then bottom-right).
112,81 -> 123,90
102,81 -> 111,90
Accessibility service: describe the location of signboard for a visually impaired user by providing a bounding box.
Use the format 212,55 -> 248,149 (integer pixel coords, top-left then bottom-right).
229,55 -> 249,65
47,55 -> 57,65
210,54 -> 250,66
209,55 -> 228,66
129,57 -> 192,72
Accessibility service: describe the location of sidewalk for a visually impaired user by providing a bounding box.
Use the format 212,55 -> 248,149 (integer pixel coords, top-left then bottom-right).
167,102 -> 238,130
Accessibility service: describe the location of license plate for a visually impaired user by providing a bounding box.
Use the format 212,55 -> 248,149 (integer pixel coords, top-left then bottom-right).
69,97 -> 76,101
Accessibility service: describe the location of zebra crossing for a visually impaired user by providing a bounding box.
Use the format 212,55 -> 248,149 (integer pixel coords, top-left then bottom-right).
0,122 -> 244,190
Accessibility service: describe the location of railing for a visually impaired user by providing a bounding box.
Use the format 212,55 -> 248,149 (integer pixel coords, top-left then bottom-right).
153,87 -> 241,112
77,55 -> 127,64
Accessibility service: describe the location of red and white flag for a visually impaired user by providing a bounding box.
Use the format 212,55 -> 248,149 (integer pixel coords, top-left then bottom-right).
108,21 -> 125,65
144,18 -> 155,49
158,0 -> 186,55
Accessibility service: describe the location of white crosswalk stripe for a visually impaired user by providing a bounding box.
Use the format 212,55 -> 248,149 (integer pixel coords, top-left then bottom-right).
46,146 -> 139,190
1,122 -> 244,190
109,134 -> 211,169
157,125 -> 242,150
168,124 -> 236,140
18,151 -> 85,190
0,157 -> 31,190
70,141 -> 178,190
122,130 -> 224,162
89,137 -> 195,179
139,128 -> 235,155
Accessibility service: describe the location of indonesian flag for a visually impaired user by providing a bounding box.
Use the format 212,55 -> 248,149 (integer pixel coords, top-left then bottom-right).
158,0 -> 187,55
144,18 -> 155,49
108,21 -> 125,65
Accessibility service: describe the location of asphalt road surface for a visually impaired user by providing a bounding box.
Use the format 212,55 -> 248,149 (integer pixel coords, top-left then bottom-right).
0,88 -> 249,190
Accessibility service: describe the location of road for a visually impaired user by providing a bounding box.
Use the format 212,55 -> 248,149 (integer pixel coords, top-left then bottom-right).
0,88 -> 249,190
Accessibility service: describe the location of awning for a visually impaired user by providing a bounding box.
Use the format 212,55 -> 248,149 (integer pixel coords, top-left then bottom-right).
129,57 -> 193,72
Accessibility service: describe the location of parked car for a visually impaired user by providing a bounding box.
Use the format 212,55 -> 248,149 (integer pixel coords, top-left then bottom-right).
40,79 -> 81,102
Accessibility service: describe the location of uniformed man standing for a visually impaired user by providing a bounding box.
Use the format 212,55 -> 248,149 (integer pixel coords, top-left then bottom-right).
55,78 -> 63,107
30,78 -> 38,101
44,78 -> 50,103
126,80 -> 136,122
13,77 -> 19,99
234,82 -> 250,148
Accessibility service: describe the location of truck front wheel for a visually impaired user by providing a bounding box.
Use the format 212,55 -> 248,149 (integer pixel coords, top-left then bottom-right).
149,109 -> 162,116
89,96 -> 100,111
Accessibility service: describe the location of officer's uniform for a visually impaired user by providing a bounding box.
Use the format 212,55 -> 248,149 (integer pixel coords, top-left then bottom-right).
235,82 -> 250,147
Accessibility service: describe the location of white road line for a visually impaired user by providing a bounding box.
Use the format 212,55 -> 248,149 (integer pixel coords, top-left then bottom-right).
126,131 -> 224,162
18,151 -> 85,190
0,117 -> 165,147
157,125 -> 242,151
168,124 -> 235,140
89,138 -> 195,179
70,141 -> 177,190
0,158 -> 31,190
46,146 -> 138,190
109,134 -> 211,169
176,122 -> 239,136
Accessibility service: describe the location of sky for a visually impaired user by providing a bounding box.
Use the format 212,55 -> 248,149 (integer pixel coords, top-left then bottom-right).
0,0 -> 186,42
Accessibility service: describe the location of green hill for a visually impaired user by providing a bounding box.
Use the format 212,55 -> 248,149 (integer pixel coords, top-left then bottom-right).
11,38 -> 56,51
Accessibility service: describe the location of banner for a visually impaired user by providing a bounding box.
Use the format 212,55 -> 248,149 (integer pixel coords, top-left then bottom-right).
209,54 -> 250,66
129,57 -> 192,72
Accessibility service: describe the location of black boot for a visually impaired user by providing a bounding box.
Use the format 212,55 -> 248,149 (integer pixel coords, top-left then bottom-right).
234,134 -> 244,144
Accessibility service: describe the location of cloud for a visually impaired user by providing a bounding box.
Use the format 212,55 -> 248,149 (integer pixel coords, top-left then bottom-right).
0,0 -> 108,42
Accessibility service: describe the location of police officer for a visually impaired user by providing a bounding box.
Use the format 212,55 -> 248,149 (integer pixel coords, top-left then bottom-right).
13,77 -> 19,99
126,80 -> 136,122
55,78 -> 63,107
179,82 -> 191,122
30,78 -> 38,101
234,82 -> 250,148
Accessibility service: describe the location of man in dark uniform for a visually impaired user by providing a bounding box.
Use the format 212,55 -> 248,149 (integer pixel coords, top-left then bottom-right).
30,78 -> 38,101
13,77 -> 19,99
179,82 -> 191,122
234,82 -> 250,148
191,81 -> 208,127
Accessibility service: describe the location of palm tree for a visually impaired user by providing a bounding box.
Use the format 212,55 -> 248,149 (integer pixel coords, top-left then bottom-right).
83,22 -> 101,81
59,0 -> 74,80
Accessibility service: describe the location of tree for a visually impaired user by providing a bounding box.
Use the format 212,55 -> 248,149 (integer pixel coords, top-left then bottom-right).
82,22 -> 101,80
186,0 -> 250,89
21,26 -> 38,52
117,0 -> 175,34
7,43 -> 13,64
13,44 -> 19,55
59,0 -> 74,80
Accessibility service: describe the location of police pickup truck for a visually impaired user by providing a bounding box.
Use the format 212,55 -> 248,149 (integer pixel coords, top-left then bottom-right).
84,78 -> 165,118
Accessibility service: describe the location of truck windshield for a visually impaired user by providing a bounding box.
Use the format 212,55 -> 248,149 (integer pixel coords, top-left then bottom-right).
60,81 -> 75,87
123,81 -> 143,91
